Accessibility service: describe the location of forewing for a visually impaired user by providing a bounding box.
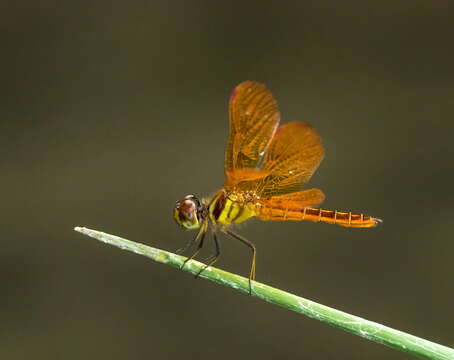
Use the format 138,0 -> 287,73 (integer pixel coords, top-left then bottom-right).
225,81 -> 280,188
258,122 -> 324,197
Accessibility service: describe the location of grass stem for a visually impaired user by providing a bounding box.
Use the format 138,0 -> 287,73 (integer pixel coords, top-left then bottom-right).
74,226 -> 454,360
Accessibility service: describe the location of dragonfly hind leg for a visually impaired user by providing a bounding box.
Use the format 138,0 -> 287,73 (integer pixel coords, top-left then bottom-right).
223,229 -> 256,295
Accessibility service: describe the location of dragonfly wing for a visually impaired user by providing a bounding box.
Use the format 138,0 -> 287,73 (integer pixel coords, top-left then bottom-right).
255,189 -> 325,219
262,189 -> 325,205
257,122 -> 324,197
225,81 -> 280,189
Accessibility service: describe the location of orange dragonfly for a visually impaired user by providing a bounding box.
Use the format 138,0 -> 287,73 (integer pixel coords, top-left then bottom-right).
173,81 -> 381,293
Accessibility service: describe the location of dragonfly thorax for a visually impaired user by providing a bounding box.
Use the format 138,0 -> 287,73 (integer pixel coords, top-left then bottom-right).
173,195 -> 207,230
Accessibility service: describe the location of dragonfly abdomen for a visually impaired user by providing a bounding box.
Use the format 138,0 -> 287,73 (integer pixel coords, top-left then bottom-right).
258,205 -> 381,228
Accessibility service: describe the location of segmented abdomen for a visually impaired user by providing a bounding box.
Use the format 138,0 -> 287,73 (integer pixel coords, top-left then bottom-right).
257,206 -> 381,228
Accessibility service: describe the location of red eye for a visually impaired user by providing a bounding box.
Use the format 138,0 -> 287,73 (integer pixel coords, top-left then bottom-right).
181,200 -> 195,212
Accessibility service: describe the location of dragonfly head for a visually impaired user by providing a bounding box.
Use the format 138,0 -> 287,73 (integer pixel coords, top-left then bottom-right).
173,195 -> 204,230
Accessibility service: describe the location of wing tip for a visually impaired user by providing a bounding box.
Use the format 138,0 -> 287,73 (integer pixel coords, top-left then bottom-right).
231,81 -> 267,99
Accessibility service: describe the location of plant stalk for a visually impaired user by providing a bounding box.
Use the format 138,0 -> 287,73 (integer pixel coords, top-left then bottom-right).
74,226 -> 454,360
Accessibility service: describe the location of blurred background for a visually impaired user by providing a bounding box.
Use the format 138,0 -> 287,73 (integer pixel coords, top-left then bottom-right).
2,1 -> 454,359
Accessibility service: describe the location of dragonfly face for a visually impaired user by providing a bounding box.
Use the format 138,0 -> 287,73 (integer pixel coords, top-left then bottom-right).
173,195 -> 203,230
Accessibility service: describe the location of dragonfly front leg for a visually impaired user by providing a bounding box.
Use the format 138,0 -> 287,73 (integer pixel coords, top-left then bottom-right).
195,231 -> 221,278
180,221 -> 208,270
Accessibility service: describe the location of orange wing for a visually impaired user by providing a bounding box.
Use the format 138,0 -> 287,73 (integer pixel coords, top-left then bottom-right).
257,189 -> 325,210
224,81 -> 280,189
254,122 -> 324,197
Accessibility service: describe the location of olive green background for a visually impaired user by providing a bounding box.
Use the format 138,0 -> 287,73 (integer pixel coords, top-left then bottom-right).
2,2 -> 453,359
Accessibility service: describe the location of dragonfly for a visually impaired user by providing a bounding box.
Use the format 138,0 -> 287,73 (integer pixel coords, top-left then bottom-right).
173,81 -> 381,294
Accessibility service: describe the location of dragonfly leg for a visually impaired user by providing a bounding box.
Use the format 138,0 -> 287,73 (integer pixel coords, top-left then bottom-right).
180,223 -> 207,270
195,231 -> 221,278
176,234 -> 197,255
223,229 -> 256,295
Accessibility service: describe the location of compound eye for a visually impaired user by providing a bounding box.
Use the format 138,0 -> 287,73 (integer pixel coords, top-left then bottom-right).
173,196 -> 201,230
181,199 -> 195,213
184,194 -> 201,206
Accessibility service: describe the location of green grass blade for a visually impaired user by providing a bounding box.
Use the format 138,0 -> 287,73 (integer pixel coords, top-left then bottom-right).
74,226 -> 454,360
